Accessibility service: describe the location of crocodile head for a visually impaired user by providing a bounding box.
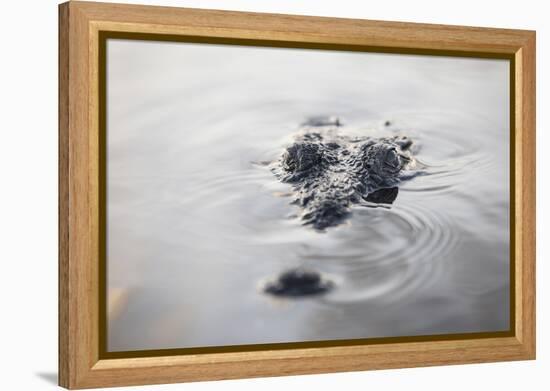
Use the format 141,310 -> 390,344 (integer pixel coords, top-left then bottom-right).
272,118 -> 415,230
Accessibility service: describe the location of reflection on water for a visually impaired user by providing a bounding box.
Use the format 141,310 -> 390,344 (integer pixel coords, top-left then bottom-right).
106,40 -> 510,351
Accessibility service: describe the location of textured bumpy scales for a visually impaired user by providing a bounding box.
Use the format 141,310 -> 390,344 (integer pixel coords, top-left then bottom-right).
271,117 -> 416,230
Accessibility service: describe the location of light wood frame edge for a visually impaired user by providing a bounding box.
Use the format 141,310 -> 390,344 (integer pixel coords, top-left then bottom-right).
59,1 -> 536,389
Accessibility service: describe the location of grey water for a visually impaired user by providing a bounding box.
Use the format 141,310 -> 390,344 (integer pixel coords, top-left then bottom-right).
106,40 -> 510,352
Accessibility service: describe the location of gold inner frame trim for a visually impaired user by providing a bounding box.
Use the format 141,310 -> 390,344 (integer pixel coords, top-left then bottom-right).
97,30 -> 516,360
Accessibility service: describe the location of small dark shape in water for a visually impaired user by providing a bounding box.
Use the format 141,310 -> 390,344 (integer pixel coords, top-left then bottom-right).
384,120 -> 392,127
271,116 -> 417,230
302,116 -> 342,127
365,187 -> 398,204
264,268 -> 333,297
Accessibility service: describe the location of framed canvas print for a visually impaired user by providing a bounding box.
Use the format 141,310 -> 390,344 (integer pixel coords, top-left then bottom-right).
58,1 -> 536,389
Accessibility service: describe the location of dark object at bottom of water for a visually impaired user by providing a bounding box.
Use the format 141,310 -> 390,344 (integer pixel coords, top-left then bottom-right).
264,268 -> 333,297
365,187 -> 398,204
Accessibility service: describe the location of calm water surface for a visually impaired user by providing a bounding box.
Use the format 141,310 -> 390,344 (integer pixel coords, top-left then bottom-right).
106,40 -> 510,351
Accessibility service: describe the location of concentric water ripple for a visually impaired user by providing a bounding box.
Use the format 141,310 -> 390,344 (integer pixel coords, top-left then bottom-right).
295,201 -> 461,304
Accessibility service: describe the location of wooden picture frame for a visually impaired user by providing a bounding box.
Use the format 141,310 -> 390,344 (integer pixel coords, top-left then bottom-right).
59,1 -> 536,389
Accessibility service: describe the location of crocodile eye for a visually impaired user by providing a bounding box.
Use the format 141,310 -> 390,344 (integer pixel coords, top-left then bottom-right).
384,148 -> 401,171
282,143 -> 322,173
364,143 -> 404,178
282,149 -> 297,171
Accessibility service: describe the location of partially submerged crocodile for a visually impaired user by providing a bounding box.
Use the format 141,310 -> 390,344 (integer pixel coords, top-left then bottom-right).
271,117 -> 417,231
263,117 -> 418,298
